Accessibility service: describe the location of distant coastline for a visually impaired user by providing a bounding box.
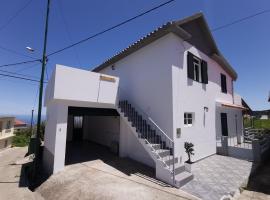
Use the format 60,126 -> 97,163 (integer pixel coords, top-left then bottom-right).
14,115 -> 46,125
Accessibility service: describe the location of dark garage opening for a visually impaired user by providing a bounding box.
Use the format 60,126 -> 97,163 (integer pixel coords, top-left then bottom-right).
65,107 -> 120,165
64,107 -> 157,184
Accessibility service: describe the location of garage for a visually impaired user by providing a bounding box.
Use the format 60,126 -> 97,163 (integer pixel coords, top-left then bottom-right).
65,107 -> 120,165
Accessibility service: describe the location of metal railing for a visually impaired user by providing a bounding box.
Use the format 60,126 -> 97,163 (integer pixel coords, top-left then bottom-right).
118,96 -> 175,184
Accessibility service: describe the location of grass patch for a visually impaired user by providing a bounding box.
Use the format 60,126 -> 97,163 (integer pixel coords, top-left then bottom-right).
244,118 -> 270,129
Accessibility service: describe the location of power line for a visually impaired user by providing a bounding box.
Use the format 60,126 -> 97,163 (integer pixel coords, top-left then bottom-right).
0,72 -> 47,83
56,0 -> 82,66
0,59 -> 41,68
0,0 -> 33,32
0,45 -> 38,59
212,9 -> 270,32
0,68 -> 40,79
47,0 -> 175,57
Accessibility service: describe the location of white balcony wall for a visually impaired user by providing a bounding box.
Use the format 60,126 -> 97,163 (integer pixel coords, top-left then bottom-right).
45,64 -> 119,108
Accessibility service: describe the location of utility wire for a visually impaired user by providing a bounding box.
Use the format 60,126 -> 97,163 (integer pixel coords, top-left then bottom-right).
0,59 -> 41,68
212,9 -> 270,32
56,0 -> 82,66
0,72 -> 47,83
0,0 -> 33,32
0,45 -> 38,59
0,68 -> 40,79
47,0 -> 175,57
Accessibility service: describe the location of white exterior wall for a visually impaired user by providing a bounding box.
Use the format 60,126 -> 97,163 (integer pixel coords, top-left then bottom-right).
43,102 -> 68,174
99,33 -> 241,164
83,116 -> 120,147
99,34 -> 176,139
171,35 -> 240,163
43,65 -> 120,174
119,117 -> 155,168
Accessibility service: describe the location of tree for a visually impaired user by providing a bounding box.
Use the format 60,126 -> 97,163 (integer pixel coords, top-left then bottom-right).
184,142 -> 194,163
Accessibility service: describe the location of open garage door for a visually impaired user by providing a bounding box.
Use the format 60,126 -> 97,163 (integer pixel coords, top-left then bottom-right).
65,107 -> 120,165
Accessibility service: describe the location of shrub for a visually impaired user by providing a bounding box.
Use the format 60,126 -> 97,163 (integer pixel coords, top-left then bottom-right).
184,142 -> 194,163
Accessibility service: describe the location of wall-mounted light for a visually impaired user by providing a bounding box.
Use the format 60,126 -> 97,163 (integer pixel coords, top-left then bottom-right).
111,65 -> 115,70
204,107 -> 209,112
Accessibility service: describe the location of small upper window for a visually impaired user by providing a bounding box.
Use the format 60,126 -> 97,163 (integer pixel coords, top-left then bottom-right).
184,113 -> 193,127
221,74 -> 227,93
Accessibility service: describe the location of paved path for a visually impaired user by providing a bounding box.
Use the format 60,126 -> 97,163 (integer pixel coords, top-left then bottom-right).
37,142 -> 198,200
181,155 -> 253,200
0,147 -> 43,200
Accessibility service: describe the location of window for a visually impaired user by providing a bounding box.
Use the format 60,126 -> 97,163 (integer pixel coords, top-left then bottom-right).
193,57 -> 202,82
6,121 -> 11,129
187,52 -> 208,84
221,73 -> 227,93
0,121 -> 2,132
184,113 -> 193,127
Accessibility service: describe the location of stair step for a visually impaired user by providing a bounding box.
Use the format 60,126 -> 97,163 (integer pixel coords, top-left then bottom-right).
164,157 -> 178,165
174,164 -> 185,175
175,172 -> 194,187
151,144 -> 161,150
156,149 -> 170,157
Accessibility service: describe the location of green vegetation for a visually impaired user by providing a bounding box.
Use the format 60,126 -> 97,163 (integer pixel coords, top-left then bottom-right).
244,117 -> 270,129
12,121 -> 46,147
244,117 -> 270,135
12,129 -> 32,147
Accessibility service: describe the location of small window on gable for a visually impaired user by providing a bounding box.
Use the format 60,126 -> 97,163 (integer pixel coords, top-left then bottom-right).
221,73 -> 227,93
184,113 -> 194,127
187,52 -> 208,84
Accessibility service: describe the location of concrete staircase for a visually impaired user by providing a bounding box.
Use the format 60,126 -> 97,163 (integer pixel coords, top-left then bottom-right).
117,100 -> 193,187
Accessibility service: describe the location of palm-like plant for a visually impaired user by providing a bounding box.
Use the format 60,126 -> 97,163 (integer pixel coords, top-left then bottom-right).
184,142 -> 194,163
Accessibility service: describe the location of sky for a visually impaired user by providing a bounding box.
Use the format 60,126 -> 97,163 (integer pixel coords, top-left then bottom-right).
0,0 -> 269,116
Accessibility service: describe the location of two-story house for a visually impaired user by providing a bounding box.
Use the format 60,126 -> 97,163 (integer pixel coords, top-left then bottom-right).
0,116 -> 15,149
43,13 -> 246,187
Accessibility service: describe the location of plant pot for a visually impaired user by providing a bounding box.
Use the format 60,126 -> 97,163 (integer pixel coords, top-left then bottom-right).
184,162 -> 192,172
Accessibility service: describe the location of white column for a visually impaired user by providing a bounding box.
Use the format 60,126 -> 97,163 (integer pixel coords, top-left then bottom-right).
53,103 -> 68,173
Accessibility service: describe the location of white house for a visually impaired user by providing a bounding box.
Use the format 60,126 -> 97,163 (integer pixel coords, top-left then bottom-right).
0,116 -> 15,149
43,13 -> 247,187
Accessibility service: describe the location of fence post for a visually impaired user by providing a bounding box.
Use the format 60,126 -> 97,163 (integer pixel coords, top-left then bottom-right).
221,136 -> 228,156
252,139 -> 261,163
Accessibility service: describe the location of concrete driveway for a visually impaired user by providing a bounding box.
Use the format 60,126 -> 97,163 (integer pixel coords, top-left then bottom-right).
0,147 -> 43,200
37,142 -> 197,200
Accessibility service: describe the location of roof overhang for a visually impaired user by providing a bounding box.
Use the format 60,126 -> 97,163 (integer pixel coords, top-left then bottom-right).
92,13 -> 238,81
217,101 -> 247,110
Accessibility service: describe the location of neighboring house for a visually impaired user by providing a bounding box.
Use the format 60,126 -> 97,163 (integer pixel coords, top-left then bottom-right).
14,119 -> 28,132
252,110 -> 270,120
43,13 -> 247,187
0,116 -> 15,149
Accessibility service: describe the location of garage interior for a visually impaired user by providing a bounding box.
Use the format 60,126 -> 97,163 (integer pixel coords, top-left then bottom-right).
65,107 -> 121,165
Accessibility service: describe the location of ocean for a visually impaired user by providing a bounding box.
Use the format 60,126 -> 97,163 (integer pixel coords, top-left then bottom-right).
15,115 -> 46,125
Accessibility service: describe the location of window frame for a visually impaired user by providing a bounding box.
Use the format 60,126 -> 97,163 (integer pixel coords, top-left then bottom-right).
184,112 -> 194,127
221,73 -> 227,93
193,56 -> 202,83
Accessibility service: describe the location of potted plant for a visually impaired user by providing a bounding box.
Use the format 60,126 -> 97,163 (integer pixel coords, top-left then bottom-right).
184,142 -> 194,172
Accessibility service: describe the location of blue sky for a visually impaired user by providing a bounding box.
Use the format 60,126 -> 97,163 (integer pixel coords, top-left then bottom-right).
0,0 -> 269,116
